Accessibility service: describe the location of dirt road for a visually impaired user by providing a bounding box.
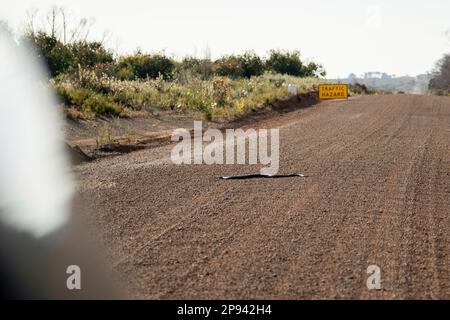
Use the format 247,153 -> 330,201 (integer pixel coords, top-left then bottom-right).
75,94 -> 450,299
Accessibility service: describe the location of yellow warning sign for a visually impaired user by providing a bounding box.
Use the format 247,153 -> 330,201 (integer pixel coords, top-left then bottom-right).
318,84 -> 348,100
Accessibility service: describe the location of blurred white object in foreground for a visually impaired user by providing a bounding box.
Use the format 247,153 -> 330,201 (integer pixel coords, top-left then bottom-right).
0,30 -> 74,238
288,83 -> 297,96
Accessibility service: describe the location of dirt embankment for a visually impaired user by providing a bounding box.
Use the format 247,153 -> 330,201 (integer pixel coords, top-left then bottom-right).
66,92 -> 319,164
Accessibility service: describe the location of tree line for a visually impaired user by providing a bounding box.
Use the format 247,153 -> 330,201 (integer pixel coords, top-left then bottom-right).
0,7 -> 326,81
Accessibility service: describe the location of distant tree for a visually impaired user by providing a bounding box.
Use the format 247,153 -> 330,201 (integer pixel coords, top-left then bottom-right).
266,50 -> 325,77
429,53 -> 450,94
237,51 -> 265,78
266,50 -> 303,76
301,61 -> 326,78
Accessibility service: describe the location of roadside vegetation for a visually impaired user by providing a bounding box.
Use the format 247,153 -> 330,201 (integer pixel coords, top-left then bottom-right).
1,9 -> 326,121
47,45 -> 325,121
54,70 -> 324,121
348,83 -> 375,95
429,53 -> 450,96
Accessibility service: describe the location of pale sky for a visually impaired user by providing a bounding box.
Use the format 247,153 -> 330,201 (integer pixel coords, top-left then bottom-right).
1,0 -> 449,78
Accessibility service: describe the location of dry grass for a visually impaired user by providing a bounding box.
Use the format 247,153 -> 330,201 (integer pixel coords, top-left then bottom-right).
53,69 -> 325,121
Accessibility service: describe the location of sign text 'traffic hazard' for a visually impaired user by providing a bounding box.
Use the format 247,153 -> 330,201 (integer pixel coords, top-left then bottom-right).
318,84 -> 348,100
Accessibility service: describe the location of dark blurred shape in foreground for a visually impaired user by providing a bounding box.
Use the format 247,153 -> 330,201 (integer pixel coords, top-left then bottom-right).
0,29 -> 121,299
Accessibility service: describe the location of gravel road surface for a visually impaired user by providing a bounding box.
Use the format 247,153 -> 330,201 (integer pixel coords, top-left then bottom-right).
76,94 -> 450,299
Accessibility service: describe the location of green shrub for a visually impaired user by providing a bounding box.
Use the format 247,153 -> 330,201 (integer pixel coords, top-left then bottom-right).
212,77 -> 231,106
237,51 -> 265,78
56,85 -> 93,106
214,55 -> 244,78
266,50 -> 303,76
349,82 -> 373,95
83,94 -> 123,116
55,85 -> 122,116
114,65 -> 135,80
214,53 -> 265,78
69,41 -> 114,69
177,57 -> 215,80
24,32 -> 115,77
114,53 -> 176,80
301,61 -> 326,78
